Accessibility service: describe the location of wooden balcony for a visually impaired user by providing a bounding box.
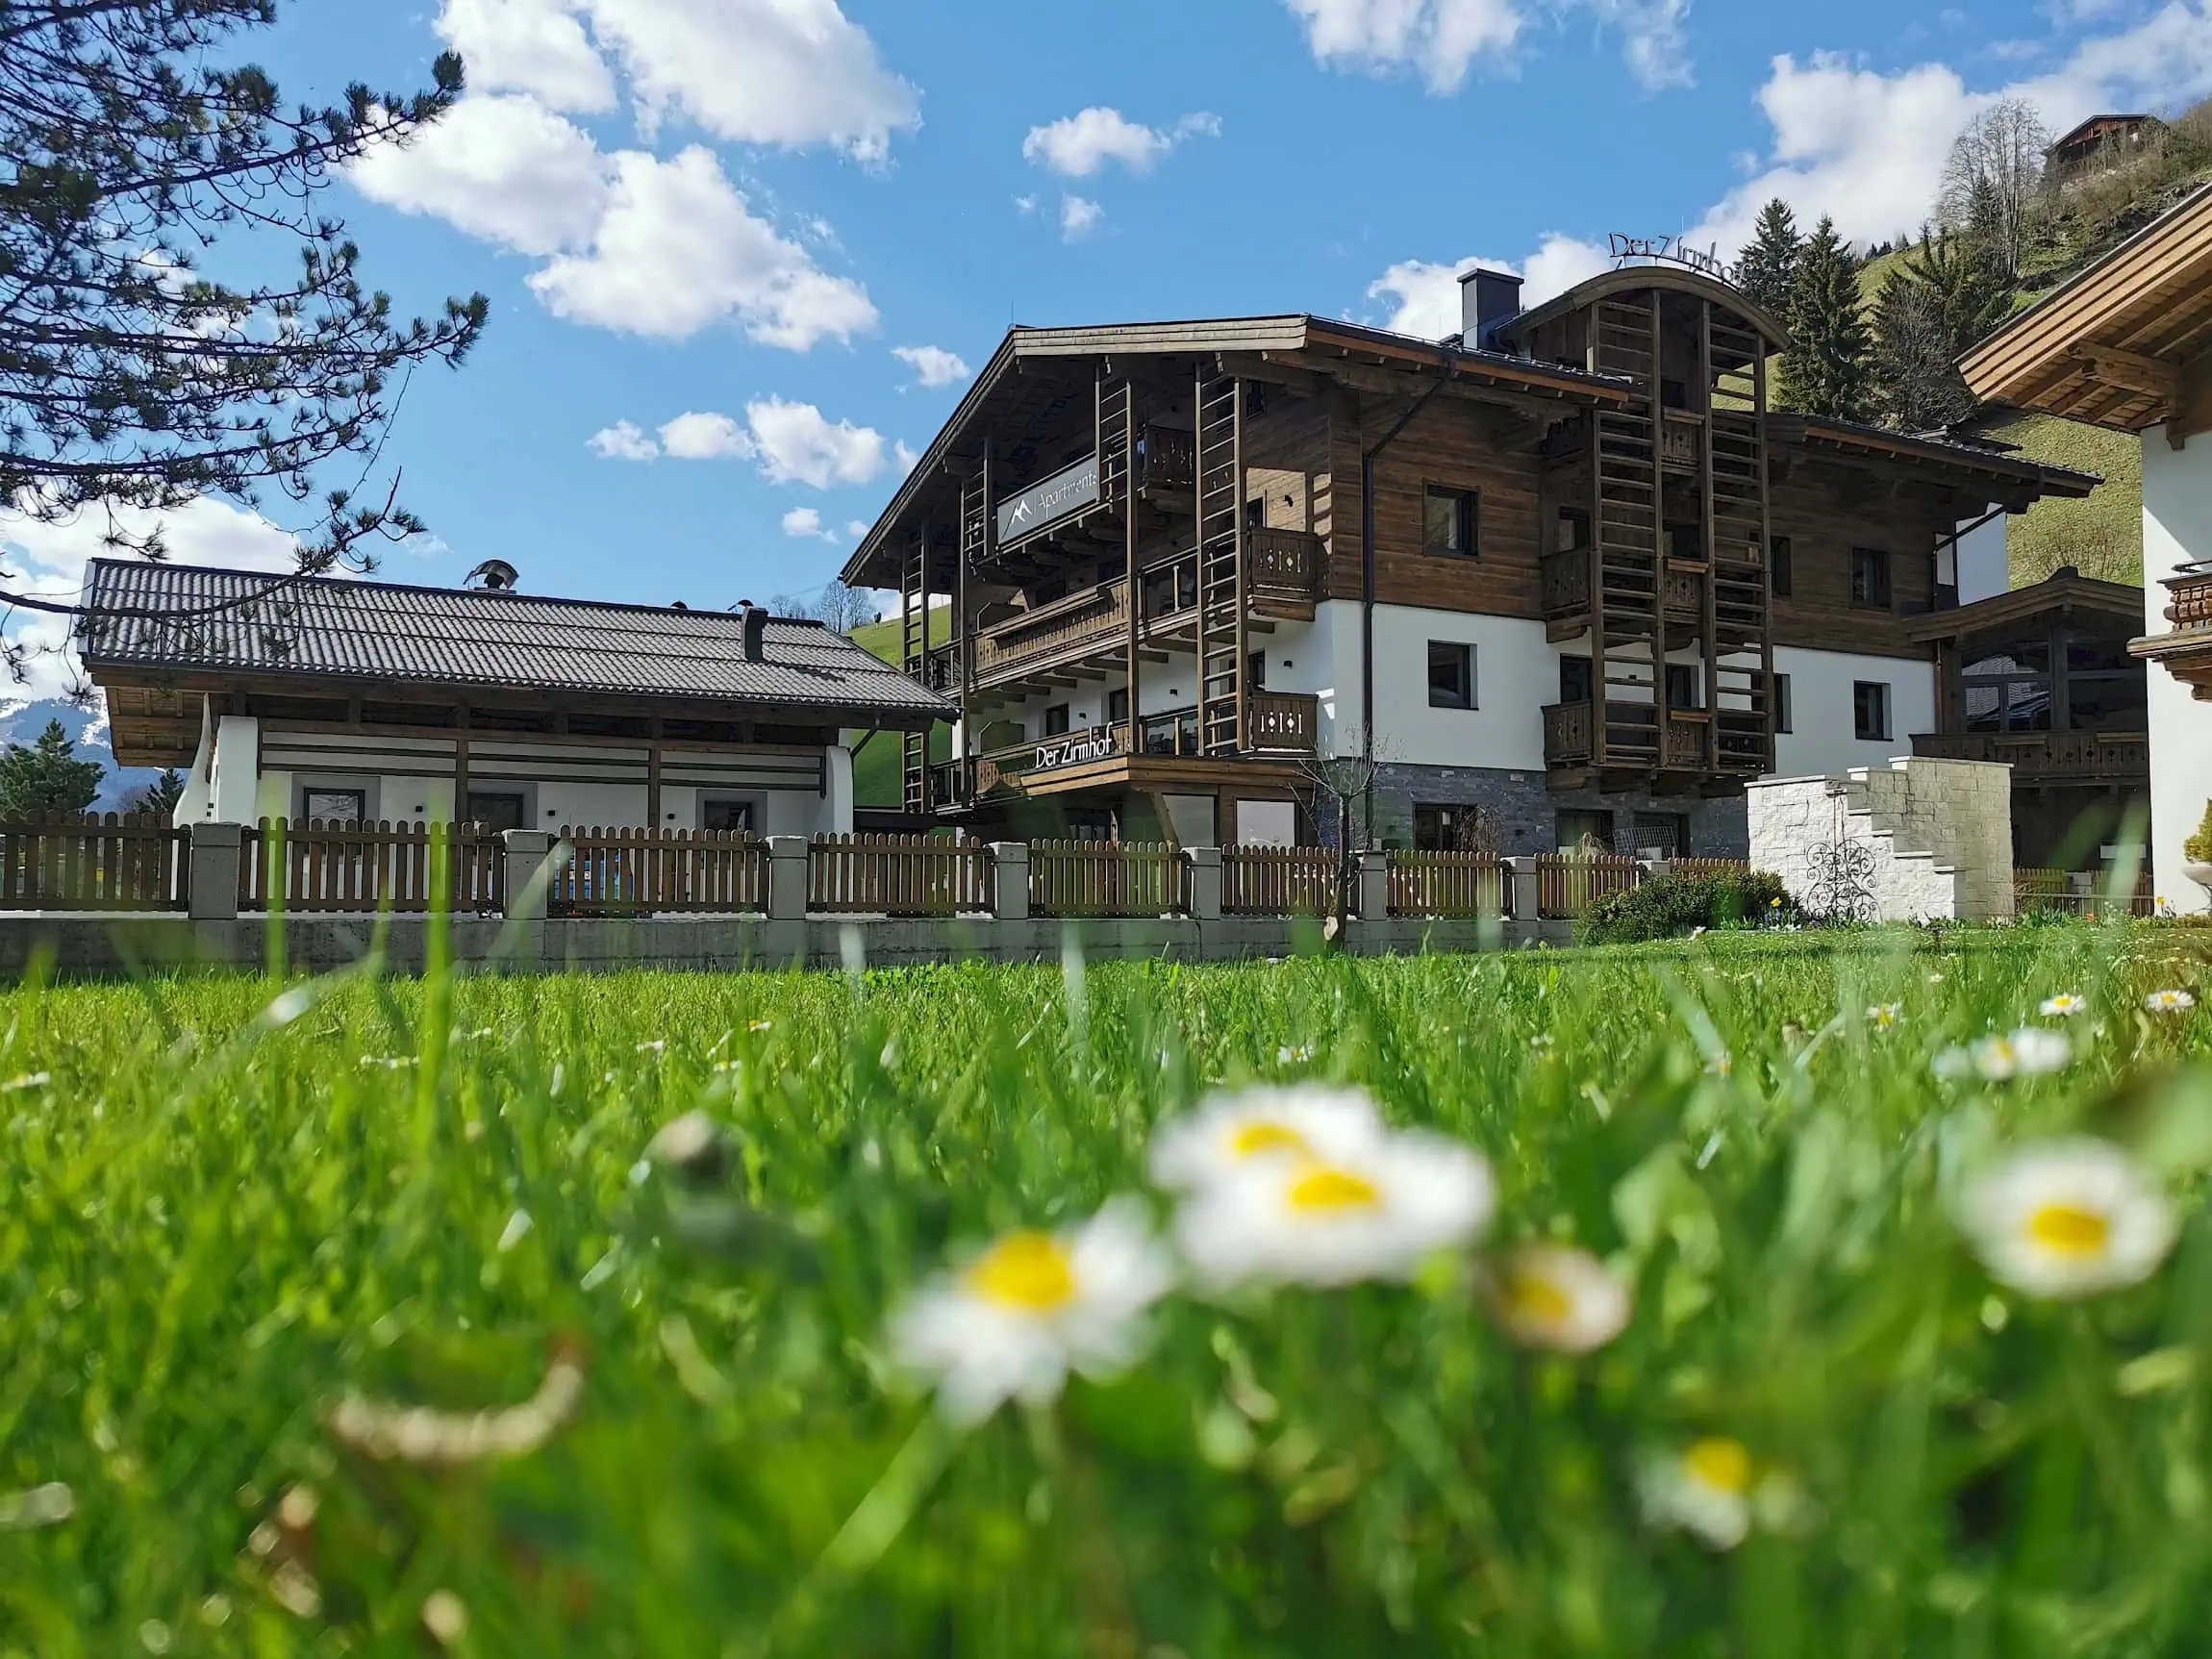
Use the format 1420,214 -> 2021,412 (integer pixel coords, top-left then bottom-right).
1910,730 -> 2149,783
1248,529 -> 1325,613
1540,554 -> 1704,632
1246,691 -> 1320,754
1546,701 -> 1769,776
1660,410 -> 1703,470
970,583 -> 1130,684
2140,564 -> 2212,693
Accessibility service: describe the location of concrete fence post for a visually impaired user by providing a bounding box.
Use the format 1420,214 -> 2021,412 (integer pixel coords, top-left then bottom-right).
1502,855 -> 1540,923
187,820 -> 242,921
1356,848 -> 1390,920
499,830 -> 557,921
1644,858 -> 1672,884
1184,846 -> 1223,921
989,842 -> 1030,920
767,836 -> 810,921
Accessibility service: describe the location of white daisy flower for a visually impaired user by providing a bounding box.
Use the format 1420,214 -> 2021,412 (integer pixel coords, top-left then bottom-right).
1486,1244 -> 1630,1354
1933,1028 -> 2071,1083
1957,1137 -> 2177,1300
888,1197 -> 1175,1423
1867,1003 -> 1902,1029
2039,993 -> 2088,1018
1173,1131 -> 1496,1291
1148,1084 -> 1385,1194
1638,1438 -> 1760,1550
2145,988 -> 2197,1014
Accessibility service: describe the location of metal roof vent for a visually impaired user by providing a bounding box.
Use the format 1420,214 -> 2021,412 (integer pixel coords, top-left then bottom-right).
465,559 -> 520,592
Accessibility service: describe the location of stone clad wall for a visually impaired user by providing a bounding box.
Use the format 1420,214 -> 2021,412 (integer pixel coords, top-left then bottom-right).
1747,757 -> 2015,922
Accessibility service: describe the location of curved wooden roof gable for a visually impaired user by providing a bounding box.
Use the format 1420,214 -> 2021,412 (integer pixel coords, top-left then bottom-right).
1502,264 -> 1792,356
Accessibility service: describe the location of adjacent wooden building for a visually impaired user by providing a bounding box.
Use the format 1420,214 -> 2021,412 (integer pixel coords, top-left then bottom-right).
849,262 -> 2098,856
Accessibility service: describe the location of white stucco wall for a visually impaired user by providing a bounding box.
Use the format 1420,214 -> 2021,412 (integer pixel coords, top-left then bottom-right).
1772,647 -> 1935,780
1325,600 -> 1551,767
2144,423 -> 2212,910
1954,506 -> 2010,605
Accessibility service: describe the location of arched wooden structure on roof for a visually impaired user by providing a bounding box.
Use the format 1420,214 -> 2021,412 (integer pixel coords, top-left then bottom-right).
1505,263 -> 1788,783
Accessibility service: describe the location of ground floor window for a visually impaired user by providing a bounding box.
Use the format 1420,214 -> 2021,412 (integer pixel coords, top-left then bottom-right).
1555,809 -> 1612,852
1064,807 -> 1117,842
1412,803 -> 1496,853
1630,812 -> 1688,859
1853,680 -> 1892,742
701,797 -> 755,834
303,787 -> 364,824
465,790 -> 525,831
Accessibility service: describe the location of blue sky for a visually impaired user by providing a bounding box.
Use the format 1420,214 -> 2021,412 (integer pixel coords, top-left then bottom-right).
10,0 -> 2212,686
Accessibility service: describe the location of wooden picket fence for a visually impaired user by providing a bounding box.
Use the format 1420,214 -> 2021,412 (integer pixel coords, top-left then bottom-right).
2014,867 -> 2156,918
1222,845 -> 1340,916
1027,841 -> 1179,917
551,826 -> 767,917
1671,858 -> 1752,884
238,819 -> 503,914
809,834 -> 990,917
1535,851 -> 1646,920
0,813 -> 189,911
1386,850 -> 1508,918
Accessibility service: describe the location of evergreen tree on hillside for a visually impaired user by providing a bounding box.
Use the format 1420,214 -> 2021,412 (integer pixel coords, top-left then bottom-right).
125,768 -> 187,820
1871,209 -> 2017,432
1780,217 -> 1874,421
1733,197 -> 1803,314
0,721 -> 105,818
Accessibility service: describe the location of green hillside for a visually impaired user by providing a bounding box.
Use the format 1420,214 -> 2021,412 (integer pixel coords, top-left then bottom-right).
848,610 -> 951,810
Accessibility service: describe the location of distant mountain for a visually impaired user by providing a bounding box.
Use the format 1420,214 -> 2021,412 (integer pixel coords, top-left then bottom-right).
0,698 -> 166,813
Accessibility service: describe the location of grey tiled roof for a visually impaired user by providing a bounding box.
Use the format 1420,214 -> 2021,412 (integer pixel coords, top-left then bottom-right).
79,561 -> 951,724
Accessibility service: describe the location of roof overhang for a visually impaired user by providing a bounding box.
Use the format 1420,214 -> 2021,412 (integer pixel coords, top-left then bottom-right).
842,314 -> 1632,591
1960,180 -> 2212,437
1902,572 -> 2146,643
1768,415 -> 2102,505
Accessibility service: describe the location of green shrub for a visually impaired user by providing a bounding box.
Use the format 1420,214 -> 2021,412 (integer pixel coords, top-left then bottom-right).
1580,868 -> 1794,943
2185,802 -> 2212,863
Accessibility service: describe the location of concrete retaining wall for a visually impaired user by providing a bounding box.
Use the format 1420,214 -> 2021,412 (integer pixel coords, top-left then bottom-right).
1747,756 -> 2014,922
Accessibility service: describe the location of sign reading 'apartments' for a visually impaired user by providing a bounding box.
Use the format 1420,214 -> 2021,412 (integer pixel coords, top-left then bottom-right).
995,454 -> 1100,544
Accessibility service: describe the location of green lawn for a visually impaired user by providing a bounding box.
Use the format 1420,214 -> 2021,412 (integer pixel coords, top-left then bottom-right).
10,928 -> 2212,1654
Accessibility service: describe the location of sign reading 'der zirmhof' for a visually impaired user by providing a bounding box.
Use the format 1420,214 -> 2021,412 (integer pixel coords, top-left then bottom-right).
996,454 -> 1100,544
1034,730 -> 1119,771
1607,233 -> 1728,281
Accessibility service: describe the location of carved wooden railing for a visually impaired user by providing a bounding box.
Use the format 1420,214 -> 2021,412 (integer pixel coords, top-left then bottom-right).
1248,528 -> 1324,605
1544,701 -> 1595,765
1541,551 -> 1588,616
1910,731 -> 2149,782
2163,565 -> 2212,629
1662,564 -> 1703,616
971,584 -> 1129,681
1663,712 -> 1709,768
1245,691 -> 1320,754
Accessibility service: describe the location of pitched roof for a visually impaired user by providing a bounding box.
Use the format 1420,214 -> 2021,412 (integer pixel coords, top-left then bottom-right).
1901,568 -> 2144,643
78,561 -> 951,726
1767,414 -> 2103,499
2048,113 -> 2157,153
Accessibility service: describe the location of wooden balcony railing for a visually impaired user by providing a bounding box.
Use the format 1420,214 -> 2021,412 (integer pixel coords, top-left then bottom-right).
1910,730 -> 2149,782
1248,528 -> 1324,606
1546,702 -> 1765,773
1541,551 -> 1587,617
971,583 -> 1129,682
972,726 -> 1133,797
1544,700 -> 1595,765
1663,711 -> 1708,768
1660,410 -> 1703,469
1662,564 -> 1703,616
2163,563 -> 2212,629
1245,691 -> 1320,754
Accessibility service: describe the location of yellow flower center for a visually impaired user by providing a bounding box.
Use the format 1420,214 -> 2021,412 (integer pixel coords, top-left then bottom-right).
1231,1121 -> 1311,1159
1288,1167 -> 1383,1212
1504,1269 -> 1574,1326
965,1231 -> 1078,1311
2026,1201 -> 2111,1259
1684,1437 -> 1752,1496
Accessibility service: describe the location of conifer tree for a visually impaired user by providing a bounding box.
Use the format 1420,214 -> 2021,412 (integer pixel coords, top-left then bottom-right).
0,720 -> 105,818
1733,198 -> 1803,314
1780,216 -> 1874,421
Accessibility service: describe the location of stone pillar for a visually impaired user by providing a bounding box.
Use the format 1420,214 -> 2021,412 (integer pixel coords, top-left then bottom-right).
989,842 -> 1030,920
500,830 -> 557,921
1184,846 -> 1223,920
1355,849 -> 1389,919
767,836 -> 809,921
188,821 -> 242,921
1502,855 -> 1540,922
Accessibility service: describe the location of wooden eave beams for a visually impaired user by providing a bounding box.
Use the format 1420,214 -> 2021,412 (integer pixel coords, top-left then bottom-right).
2073,342 -> 2182,403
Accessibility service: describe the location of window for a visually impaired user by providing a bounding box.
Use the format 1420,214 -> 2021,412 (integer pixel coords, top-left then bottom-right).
1773,673 -> 1793,734
1065,807 -> 1118,843
1665,663 -> 1700,709
1427,641 -> 1475,710
1556,507 -> 1590,553
1246,650 -> 1268,691
1631,813 -> 1688,858
1853,681 -> 1892,742
1244,496 -> 1267,531
465,791 -> 525,831
1770,535 -> 1793,597
1106,688 -> 1130,725
1559,654 -> 1593,704
1667,522 -> 1703,562
1423,485 -> 1478,557
303,788 -> 364,824
1850,546 -> 1893,609
1413,804 -> 1493,853
1556,809 -> 1612,853
1043,704 -> 1071,737
1660,377 -> 1690,411
701,798 -> 754,833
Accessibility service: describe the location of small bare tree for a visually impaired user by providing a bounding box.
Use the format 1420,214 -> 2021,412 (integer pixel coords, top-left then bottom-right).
769,582 -> 884,636
1938,98 -> 2049,280
1292,730 -> 1398,936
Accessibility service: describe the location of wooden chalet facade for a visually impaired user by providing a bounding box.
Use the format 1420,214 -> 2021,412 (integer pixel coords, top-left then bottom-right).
850,264 -> 2096,856
79,562 -> 951,838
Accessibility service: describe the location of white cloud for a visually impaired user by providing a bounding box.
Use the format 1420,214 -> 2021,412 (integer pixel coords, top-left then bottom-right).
1366,236 -> 1612,337
892,344 -> 972,388
588,419 -> 661,459
1283,0 -> 1524,93
659,411 -> 756,460
782,507 -> 834,540
845,519 -> 870,538
1689,7 -> 2212,258
526,144 -> 877,345
1,495 -> 296,593
348,94 -> 610,256
1060,195 -> 1106,240
434,0 -> 616,113
746,397 -> 895,488
1021,107 -> 1220,177
580,0 -> 919,160
1584,0 -> 1694,92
